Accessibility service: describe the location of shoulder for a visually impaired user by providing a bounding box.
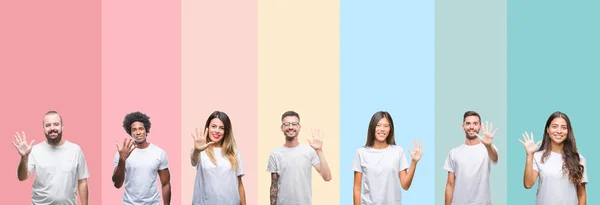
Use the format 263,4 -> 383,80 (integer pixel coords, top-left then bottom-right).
579,153 -> 586,162
66,141 -> 83,151
389,145 -> 404,152
268,146 -> 284,156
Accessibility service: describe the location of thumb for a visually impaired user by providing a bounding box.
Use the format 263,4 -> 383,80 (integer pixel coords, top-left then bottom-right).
306,138 -> 312,145
475,134 -> 483,141
115,143 -> 120,151
29,140 -> 35,147
406,148 -> 412,154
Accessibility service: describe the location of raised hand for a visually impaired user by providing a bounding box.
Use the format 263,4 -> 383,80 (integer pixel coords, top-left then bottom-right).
307,128 -> 324,151
116,137 -> 136,161
519,131 -> 541,155
192,128 -> 214,152
12,131 -> 35,157
406,139 -> 424,162
476,121 -> 498,146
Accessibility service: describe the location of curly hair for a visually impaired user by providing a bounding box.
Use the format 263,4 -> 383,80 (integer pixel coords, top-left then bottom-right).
537,111 -> 584,185
122,111 -> 151,135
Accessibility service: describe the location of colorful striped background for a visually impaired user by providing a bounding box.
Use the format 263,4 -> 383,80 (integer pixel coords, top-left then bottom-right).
1,0 -> 598,204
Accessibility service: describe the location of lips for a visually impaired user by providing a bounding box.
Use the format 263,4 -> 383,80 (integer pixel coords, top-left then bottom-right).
212,134 -> 221,139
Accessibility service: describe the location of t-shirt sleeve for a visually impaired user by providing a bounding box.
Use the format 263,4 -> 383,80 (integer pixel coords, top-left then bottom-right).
310,148 -> 320,167
532,154 -> 540,172
77,147 -> 90,180
236,151 -> 245,177
581,156 -> 588,184
443,150 -> 454,173
28,147 -> 36,174
351,149 -> 362,172
398,148 -> 409,172
113,152 -> 120,168
267,152 -> 278,173
159,150 -> 169,170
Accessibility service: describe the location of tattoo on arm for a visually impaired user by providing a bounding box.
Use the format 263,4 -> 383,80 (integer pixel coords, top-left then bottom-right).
270,173 -> 279,205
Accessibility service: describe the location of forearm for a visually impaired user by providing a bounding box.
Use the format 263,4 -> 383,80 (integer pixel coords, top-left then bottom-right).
577,185 -> 586,205
445,185 -> 454,205
112,160 -> 126,188
353,185 -> 361,205
78,180 -> 89,205
401,160 -> 418,190
239,183 -> 246,205
162,183 -> 171,205
523,154 -> 535,189
191,149 -> 201,166
17,156 -> 29,181
270,173 -> 279,205
485,144 -> 498,163
316,150 -> 332,181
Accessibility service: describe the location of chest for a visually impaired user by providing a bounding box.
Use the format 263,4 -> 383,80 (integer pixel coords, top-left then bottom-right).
34,149 -> 79,173
125,151 -> 162,171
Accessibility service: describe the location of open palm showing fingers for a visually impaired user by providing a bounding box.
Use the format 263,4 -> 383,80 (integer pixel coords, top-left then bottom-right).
12,132 -> 34,157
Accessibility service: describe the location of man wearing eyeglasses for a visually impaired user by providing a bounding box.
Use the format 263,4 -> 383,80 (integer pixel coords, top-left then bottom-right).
267,111 -> 332,205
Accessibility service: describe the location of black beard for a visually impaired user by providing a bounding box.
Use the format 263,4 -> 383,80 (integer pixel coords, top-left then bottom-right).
45,131 -> 63,146
465,130 -> 479,140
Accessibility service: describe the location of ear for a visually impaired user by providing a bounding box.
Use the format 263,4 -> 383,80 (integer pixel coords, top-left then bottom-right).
461,123 -> 465,131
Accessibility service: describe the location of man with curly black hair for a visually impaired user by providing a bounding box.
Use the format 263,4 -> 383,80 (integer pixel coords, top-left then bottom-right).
111,111 -> 171,205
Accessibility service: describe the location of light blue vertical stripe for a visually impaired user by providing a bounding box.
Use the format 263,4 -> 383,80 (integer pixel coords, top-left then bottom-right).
340,0 -> 435,204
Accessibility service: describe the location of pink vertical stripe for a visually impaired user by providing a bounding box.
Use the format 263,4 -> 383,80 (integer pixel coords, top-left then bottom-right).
0,0 -> 101,204
101,0 -> 181,204
181,0 -> 258,204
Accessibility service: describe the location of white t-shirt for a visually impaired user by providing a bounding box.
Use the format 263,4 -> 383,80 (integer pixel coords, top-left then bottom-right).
267,144 -> 320,205
443,143 -> 497,205
28,141 -> 89,205
192,148 -> 244,205
351,145 -> 409,205
533,151 -> 588,205
113,143 -> 168,205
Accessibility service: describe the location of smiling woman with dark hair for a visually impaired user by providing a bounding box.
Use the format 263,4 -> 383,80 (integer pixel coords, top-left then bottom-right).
520,111 -> 588,205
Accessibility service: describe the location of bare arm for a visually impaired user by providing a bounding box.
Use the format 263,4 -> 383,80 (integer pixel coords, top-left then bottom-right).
353,172 -> 362,205
191,149 -> 201,166
484,144 -> 498,163
314,150 -> 332,181
112,159 -> 126,188
78,179 -> 89,205
270,173 -> 279,205
17,156 -> 30,181
523,153 -> 538,189
445,172 -> 455,205
159,169 -> 171,205
399,160 -> 418,190
577,184 -> 586,205
238,176 -> 246,205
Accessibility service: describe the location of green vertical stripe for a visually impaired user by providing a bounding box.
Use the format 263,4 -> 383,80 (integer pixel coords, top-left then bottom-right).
435,0 -> 507,204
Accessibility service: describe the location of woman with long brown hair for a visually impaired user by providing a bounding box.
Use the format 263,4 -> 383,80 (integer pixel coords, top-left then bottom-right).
190,111 -> 246,205
520,111 -> 588,205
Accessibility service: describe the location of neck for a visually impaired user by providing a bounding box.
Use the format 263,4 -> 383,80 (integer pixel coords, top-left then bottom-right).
464,137 -> 480,146
284,137 -> 299,148
551,141 -> 564,154
372,141 -> 389,149
48,139 -> 66,147
135,141 -> 150,149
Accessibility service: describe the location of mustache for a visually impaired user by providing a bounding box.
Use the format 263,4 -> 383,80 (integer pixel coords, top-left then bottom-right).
48,130 -> 59,134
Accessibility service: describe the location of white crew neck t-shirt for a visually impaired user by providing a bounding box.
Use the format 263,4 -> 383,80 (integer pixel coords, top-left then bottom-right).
444,143 -> 497,205
267,144 -> 320,205
28,141 -> 90,205
113,143 -> 168,205
192,147 -> 244,205
351,145 -> 410,205
533,151 -> 588,205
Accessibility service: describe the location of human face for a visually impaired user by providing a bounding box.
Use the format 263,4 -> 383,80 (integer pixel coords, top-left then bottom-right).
462,116 -> 481,139
281,116 -> 300,140
546,117 -> 568,145
130,121 -> 147,144
43,113 -> 63,145
375,117 -> 391,143
208,118 -> 225,144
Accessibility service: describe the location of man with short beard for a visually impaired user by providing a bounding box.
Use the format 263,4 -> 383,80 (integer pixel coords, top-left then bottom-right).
12,111 -> 90,205
444,111 -> 499,205
267,111 -> 332,205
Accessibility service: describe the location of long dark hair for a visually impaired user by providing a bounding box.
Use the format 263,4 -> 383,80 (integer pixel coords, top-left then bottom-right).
364,111 -> 396,147
537,111 -> 583,185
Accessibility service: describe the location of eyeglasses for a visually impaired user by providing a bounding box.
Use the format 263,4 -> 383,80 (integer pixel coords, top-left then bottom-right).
282,122 -> 300,127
